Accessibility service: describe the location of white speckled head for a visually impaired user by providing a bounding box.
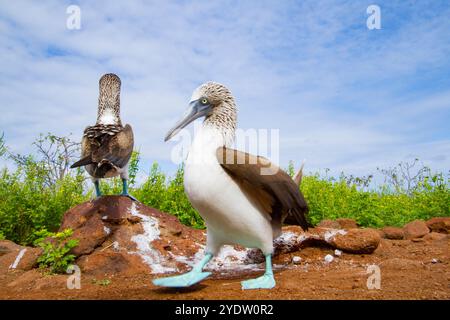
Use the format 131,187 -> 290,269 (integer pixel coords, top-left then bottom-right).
165,82 -> 237,143
190,82 -> 235,108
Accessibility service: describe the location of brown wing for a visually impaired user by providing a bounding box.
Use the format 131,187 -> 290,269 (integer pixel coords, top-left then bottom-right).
70,134 -> 94,168
91,124 -> 134,168
72,124 -> 134,169
216,147 -> 309,230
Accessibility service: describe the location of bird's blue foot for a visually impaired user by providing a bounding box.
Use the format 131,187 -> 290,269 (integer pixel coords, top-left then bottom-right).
241,254 -> 276,290
241,273 -> 276,290
121,192 -> 137,201
152,252 -> 213,288
153,270 -> 212,287
120,179 -> 137,201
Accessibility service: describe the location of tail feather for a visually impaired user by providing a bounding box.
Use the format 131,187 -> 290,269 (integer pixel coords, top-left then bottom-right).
293,160 -> 306,186
70,155 -> 93,168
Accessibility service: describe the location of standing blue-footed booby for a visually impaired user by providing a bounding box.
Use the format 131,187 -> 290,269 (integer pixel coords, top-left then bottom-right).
71,73 -> 135,199
153,82 -> 308,290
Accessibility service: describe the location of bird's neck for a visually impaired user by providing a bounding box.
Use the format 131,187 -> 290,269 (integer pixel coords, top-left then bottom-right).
97,103 -> 121,125
96,84 -> 121,125
187,124 -> 230,166
203,101 -> 237,147
187,100 -> 237,166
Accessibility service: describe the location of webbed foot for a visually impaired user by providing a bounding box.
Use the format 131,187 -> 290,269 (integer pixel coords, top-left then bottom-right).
121,193 -> 137,201
152,270 -> 212,287
241,273 -> 276,290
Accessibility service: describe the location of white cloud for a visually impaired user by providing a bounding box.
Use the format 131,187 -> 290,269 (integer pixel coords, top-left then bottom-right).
0,1 -> 449,178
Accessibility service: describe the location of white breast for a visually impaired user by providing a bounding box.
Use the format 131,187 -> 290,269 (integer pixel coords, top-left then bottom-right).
184,125 -> 274,255
98,109 -> 117,125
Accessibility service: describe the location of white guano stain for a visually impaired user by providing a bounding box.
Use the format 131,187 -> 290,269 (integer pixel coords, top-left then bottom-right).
9,248 -> 27,269
324,229 -> 347,242
171,245 -> 262,272
128,203 -> 176,274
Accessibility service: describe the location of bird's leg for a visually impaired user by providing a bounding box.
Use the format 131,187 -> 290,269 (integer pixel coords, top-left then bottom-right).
152,252 -> 213,287
241,254 -> 276,290
120,178 -> 137,201
94,180 -> 102,198
121,178 -> 129,195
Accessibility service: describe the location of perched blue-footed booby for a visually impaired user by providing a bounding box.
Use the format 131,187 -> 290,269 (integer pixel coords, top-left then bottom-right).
153,82 -> 309,290
71,73 -> 135,199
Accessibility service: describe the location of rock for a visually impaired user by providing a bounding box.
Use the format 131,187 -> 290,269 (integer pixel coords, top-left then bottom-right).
0,250 -> 24,271
423,232 -> 447,241
68,214 -> 109,256
375,229 -> 385,239
77,250 -> 149,276
0,240 -> 22,256
97,196 -> 134,224
303,227 -> 383,259
403,220 -> 430,239
297,227 -> 341,249
56,196 -> 209,275
0,243 -> 42,272
317,219 -> 358,230
317,220 -> 340,229
60,196 -> 133,230
382,226 -> 404,240
431,258 -> 440,264
15,248 -> 42,270
292,256 -> 302,264
426,217 -> 450,234
334,249 -> 342,256
274,228 -> 302,254
324,254 -> 334,263
329,228 -> 381,254
335,218 -> 358,229
244,248 -> 265,264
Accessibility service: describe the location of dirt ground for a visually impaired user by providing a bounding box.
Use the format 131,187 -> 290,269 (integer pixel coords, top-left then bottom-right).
1,236 -> 448,300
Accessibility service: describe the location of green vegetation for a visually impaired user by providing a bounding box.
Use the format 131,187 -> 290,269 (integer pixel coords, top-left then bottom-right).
91,278 -> 112,286
0,133 -> 448,246
299,168 -> 449,227
0,137 -> 87,244
33,228 -> 79,274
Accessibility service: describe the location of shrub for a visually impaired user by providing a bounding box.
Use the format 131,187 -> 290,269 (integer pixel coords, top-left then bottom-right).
33,228 -> 79,274
0,163 -> 87,245
300,168 -> 449,227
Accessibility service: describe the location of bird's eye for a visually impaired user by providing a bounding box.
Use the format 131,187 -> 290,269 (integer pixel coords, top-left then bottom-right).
201,98 -> 208,105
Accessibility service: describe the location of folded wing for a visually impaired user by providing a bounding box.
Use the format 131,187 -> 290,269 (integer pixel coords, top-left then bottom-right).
216,147 -> 309,231
71,124 -> 134,170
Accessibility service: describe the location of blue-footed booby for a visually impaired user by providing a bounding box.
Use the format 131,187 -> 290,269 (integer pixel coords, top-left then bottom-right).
71,73 -> 135,199
153,82 -> 308,290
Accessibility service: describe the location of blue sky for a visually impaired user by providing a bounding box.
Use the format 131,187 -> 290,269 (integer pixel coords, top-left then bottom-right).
0,0 -> 449,179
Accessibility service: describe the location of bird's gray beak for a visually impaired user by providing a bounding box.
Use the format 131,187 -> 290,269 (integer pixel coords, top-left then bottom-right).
164,100 -> 211,141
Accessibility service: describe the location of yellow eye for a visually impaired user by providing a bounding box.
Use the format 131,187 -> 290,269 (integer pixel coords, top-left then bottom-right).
201,98 -> 208,104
